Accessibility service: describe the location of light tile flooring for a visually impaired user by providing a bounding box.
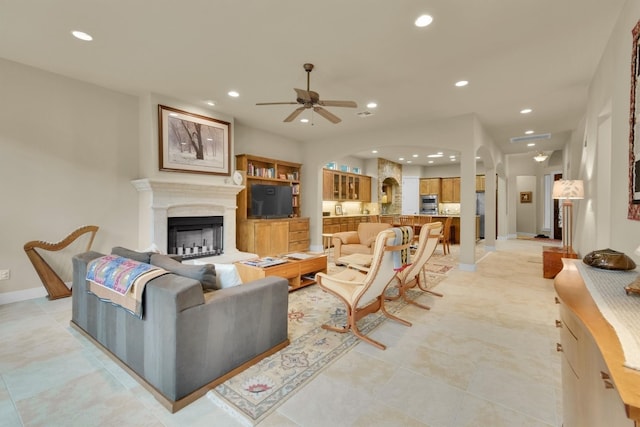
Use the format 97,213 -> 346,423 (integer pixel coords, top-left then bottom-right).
1,239 -> 562,426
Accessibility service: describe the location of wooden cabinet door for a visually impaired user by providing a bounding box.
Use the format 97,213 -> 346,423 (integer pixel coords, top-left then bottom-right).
452,177 -> 460,202
419,179 -> 429,195
323,169 -> 334,200
271,221 -> 289,255
475,175 -> 485,192
253,222 -> 272,256
441,178 -> 453,202
360,176 -> 371,202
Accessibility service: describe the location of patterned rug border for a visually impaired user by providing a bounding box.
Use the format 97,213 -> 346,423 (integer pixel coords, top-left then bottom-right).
207,278 -> 446,425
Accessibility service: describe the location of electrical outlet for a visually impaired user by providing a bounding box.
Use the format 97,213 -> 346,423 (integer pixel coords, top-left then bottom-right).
0,269 -> 10,280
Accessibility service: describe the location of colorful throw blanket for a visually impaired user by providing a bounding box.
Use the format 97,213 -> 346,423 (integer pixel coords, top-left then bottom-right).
391,226 -> 413,271
86,255 -> 167,318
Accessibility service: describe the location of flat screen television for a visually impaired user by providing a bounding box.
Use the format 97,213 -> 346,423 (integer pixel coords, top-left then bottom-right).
250,184 -> 293,218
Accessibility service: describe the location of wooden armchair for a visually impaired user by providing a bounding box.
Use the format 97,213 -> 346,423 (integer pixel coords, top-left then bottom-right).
316,227 -> 412,350
389,222 -> 443,309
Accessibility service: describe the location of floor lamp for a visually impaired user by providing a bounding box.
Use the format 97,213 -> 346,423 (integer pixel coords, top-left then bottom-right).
552,179 -> 584,253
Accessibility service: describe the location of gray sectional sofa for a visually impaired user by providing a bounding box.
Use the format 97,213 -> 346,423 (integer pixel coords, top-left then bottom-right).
70,249 -> 289,412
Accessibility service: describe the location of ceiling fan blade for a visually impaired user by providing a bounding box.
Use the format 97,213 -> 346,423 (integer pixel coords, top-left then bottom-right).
284,107 -> 306,122
318,100 -> 358,108
256,102 -> 299,105
313,106 -> 341,124
294,88 -> 313,103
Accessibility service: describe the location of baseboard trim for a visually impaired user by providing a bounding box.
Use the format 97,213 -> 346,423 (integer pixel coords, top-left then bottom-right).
0,286 -> 47,305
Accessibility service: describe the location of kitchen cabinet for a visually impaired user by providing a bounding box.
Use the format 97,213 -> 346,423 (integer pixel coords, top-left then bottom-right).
440,177 -> 460,203
419,178 -> 441,197
322,169 -> 371,202
322,215 -> 372,233
475,175 -> 485,192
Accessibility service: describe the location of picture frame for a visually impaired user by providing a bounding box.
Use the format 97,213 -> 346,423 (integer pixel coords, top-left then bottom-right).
629,20 -> 640,220
520,191 -> 532,203
335,205 -> 343,215
158,105 -> 231,176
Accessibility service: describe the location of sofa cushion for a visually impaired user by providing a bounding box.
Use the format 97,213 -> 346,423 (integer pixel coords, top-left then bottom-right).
111,246 -> 155,264
213,263 -> 243,288
150,254 -> 217,290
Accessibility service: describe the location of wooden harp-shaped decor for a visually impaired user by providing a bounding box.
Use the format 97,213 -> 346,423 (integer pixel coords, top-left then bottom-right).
24,225 -> 99,300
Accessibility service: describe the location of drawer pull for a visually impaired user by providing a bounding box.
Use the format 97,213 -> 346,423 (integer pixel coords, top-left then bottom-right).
603,379 -> 614,389
556,343 -> 563,352
600,371 -> 610,380
555,297 -> 560,304
555,320 -> 562,328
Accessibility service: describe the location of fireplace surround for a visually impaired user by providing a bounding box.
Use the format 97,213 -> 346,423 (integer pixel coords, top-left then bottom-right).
131,178 -> 255,263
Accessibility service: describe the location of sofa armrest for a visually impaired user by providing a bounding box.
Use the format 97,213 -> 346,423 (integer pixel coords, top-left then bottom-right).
333,231 -> 359,244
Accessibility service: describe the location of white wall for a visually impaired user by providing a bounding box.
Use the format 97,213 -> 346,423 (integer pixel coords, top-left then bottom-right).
0,58 -> 140,298
574,0 -> 640,261
516,176 -> 537,234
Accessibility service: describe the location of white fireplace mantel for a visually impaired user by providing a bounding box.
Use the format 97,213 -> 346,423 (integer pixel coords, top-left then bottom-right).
131,178 -> 253,263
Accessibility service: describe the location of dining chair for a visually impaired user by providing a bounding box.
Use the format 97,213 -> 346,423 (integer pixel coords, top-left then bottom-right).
439,216 -> 453,255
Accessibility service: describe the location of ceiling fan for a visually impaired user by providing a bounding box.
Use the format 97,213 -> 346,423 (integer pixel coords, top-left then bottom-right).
256,63 -> 357,124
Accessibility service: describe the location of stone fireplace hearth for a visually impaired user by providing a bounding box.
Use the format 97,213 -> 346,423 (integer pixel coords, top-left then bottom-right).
131,178 -> 256,264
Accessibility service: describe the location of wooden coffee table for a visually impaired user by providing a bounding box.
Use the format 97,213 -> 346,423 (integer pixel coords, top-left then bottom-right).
235,253 -> 328,292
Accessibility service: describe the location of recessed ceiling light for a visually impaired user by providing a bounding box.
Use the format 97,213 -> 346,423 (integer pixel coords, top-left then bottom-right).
228,91 -> 239,97
520,108 -> 532,114
300,118 -> 309,123
525,130 -> 534,134
372,150 -> 378,154
428,160 -> 434,164
399,157 -> 405,161
366,102 -> 378,109
206,100 -> 216,106
450,158 -> 456,161
449,155 -> 456,159
427,154 -> 443,158
412,154 -> 418,158
415,14 -> 433,28
527,143 -> 536,147
407,160 -> 412,164
71,30 -> 93,41
475,156 -> 481,160
455,80 -> 468,87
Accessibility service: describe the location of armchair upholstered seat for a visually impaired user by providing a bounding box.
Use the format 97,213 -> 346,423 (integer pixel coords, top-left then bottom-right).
332,222 -> 392,262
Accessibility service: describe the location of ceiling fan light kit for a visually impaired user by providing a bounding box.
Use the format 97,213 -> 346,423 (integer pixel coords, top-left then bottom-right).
257,63 -> 357,124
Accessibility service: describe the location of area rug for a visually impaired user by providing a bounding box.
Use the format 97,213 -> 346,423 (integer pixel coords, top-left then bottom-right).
207,262 -> 452,425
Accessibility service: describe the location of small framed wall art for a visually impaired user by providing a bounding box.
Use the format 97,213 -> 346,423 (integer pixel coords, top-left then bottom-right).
158,105 -> 231,176
335,205 -> 343,215
520,191 -> 532,203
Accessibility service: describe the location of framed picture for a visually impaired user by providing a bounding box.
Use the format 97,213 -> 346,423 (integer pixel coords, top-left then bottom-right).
629,20 -> 640,220
520,191 -> 532,203
335,205 -> 343,215
158,105 -> 231,176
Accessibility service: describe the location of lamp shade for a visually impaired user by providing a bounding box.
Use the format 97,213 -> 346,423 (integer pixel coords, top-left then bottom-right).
552,179 -> 584,200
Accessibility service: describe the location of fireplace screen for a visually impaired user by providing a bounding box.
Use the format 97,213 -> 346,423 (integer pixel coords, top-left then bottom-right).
167,216 -> 223,259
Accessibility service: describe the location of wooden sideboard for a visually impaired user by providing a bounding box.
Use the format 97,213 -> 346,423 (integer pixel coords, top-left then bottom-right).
555,259 -> 640,427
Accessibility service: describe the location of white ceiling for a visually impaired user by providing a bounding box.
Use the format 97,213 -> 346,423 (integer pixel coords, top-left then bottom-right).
0,0 -> 625,166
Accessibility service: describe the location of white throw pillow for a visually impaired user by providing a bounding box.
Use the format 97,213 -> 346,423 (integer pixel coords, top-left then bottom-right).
214,263 -> 243,288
